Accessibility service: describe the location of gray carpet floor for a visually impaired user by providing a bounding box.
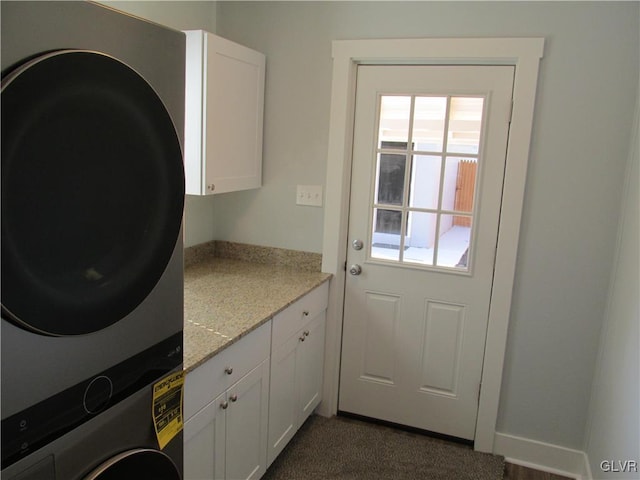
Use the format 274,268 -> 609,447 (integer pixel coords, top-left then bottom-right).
263,415 -> 505,480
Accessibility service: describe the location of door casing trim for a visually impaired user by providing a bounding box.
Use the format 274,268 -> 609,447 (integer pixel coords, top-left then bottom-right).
319,37 -> 544,453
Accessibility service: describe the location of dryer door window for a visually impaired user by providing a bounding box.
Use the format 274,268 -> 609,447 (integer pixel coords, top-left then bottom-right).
84,449 -> 180,480
1,50 -> 185,336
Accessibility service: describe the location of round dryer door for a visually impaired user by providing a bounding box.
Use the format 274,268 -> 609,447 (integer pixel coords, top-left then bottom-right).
1,50 -> 185,336
84,449 -> 180,480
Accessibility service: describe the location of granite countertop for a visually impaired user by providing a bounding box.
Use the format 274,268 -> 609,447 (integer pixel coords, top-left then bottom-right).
183,241 -> 332,372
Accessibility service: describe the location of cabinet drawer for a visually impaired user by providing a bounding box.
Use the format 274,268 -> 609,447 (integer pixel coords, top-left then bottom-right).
185,320 -> 271,420
272,282 -> 328,349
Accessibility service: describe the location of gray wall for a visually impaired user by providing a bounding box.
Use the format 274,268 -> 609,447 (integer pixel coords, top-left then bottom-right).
213,1 -> 639,450
585,96 -> 639,477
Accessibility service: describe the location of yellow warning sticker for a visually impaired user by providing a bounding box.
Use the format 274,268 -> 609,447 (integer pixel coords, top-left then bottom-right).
152,371 -> 184,450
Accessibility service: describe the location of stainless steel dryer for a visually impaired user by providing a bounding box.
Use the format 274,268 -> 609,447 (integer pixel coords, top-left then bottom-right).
1,2 -> 185,478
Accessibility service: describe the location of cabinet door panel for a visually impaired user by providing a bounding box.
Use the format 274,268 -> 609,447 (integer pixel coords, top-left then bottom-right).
267,333 -> 299,466
225,360 -> 270,480
185,321 -> 271,421
203,33 -> 264,194
298,312 -> 326,423
184,392 -> 226,480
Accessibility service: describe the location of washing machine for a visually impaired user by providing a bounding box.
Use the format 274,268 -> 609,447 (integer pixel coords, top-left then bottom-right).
1,1 -> 185,478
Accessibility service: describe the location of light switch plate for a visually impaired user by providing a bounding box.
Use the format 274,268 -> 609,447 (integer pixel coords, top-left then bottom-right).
296,185 -> 323,207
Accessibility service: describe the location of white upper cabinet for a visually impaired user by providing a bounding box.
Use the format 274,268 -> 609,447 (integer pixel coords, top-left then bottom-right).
184,30 -> 265,195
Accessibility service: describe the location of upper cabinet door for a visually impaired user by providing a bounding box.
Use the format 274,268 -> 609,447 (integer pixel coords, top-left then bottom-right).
184,30 -> 265,195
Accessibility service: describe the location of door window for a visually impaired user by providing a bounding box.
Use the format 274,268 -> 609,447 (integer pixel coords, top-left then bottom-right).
370,95 -> 485,271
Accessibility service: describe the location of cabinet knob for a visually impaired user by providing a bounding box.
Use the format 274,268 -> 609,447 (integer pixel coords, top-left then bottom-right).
220,400 -> 229,410
224,367 -> 233,375
299,335 -> 306,342
230,394 -> 238,403
304,330 -> 310,337
303,310 -> 309,317
207,184 -> 216,192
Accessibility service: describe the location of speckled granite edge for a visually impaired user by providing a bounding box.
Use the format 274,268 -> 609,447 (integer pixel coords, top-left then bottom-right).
184,256 -> 332,373
183,270 -> 331,372
183,241 -> 330,372
184,240 -> 322,272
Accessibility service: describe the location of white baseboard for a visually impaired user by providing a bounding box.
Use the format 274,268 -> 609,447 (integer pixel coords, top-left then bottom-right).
494,432 -> 591,479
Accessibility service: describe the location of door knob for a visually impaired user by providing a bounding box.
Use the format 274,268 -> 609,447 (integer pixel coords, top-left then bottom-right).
349,264 -> 362,276
352,239 -> 364,250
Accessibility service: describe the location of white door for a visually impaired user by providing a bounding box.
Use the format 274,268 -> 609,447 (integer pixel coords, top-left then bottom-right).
339,65 -> 514,440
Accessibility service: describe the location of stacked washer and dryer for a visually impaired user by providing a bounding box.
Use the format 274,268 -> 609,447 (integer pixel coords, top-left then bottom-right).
1,2 -> 186,479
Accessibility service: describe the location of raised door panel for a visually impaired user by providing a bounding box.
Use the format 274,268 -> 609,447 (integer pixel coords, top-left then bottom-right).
225,360 -> 270,480
297,311 -> 326,424
267,333 -> 298,467
419,300 -> 465,396
184,392 -> 226,480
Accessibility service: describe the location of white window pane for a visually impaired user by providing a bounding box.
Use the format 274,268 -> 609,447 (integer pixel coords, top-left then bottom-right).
447,97 -> 484,155
379,96 -> 411,145
442,157 -> 477,214
409,155 -> 441,210
371,208 -> 402,261
412,96 -> 447,152
436,214 -> 471,269
404,211 -> 437,265
376,152 -> 406,206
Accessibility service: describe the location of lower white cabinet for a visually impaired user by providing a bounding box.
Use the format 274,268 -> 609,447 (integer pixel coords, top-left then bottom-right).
184,282 -> 329,479
267,283 -> 329,466
185,359 -> 270,480
184,322 -> 271,480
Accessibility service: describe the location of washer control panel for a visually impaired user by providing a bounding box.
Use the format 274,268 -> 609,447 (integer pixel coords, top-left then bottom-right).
1,332 -> 182,469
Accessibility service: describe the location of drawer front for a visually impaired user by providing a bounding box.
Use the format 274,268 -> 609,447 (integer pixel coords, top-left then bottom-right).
272,282 -> 329,349
221,321 -> 272,387
185,320 -> 271,420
